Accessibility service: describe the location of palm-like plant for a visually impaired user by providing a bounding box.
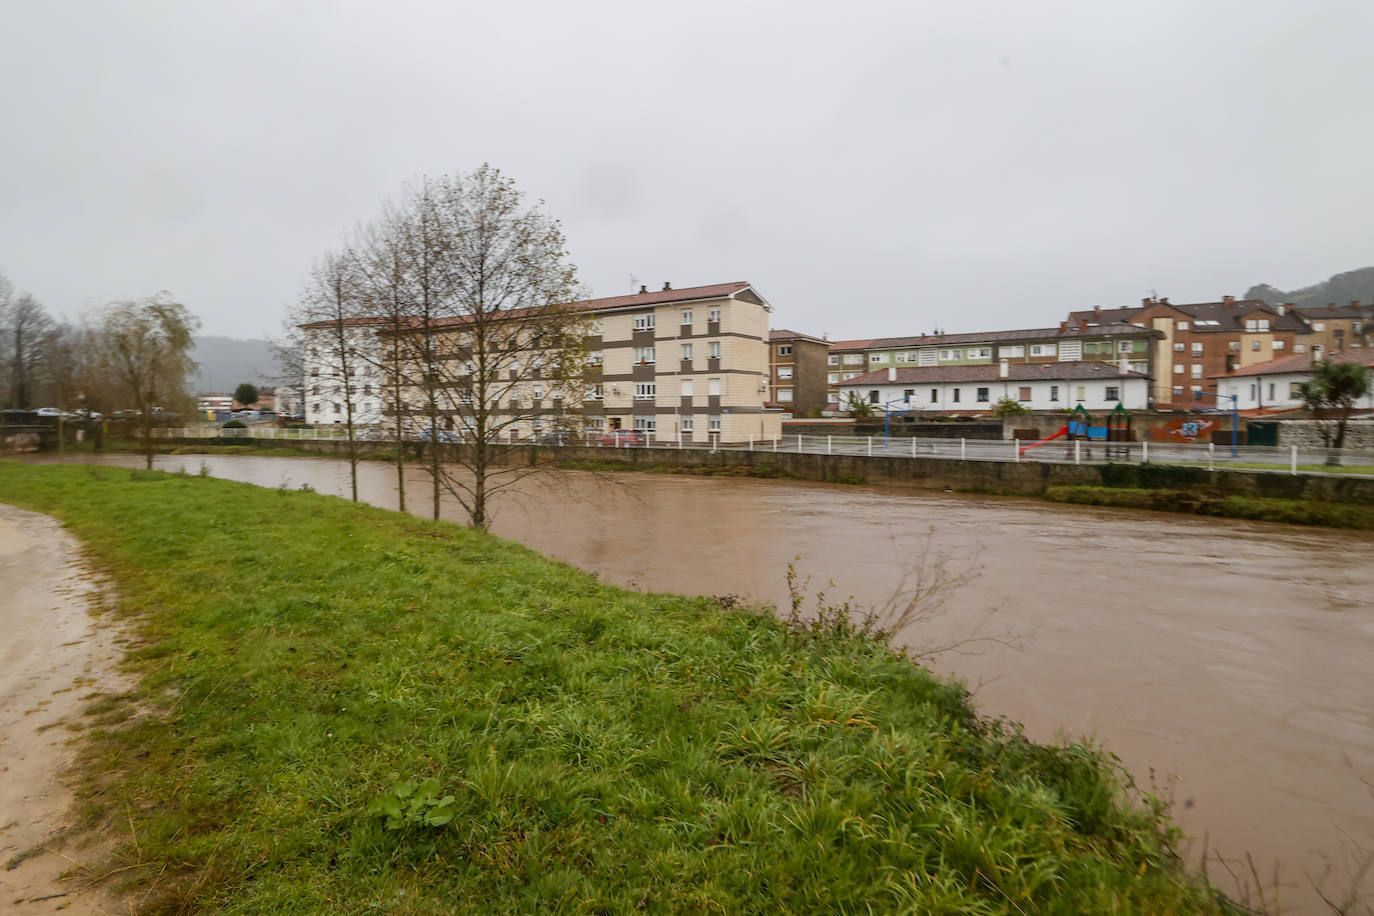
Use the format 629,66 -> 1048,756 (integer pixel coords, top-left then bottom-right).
1296,359 -> 1372,457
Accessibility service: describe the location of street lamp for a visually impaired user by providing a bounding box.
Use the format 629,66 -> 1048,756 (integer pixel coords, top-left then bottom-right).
1192,389 -> 1240,457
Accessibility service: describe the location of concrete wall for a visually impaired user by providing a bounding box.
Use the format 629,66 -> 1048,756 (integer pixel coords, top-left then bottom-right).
1278,419 -> 1374,449
215,437 -> 1374,505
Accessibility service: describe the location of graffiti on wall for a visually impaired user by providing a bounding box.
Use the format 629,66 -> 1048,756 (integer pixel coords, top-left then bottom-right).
1145,416 -> 1219,443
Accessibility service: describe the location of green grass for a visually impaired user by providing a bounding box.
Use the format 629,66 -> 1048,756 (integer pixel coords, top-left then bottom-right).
0,463 -> 1226,914
1171,460 -> 1374,476
1046,484 -> 1374,529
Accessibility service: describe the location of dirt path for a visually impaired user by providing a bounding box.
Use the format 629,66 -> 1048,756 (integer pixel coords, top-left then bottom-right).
0,503 -> 129,914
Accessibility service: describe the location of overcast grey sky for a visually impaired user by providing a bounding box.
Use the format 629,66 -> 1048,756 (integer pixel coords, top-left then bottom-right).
2,1 -> 1370,339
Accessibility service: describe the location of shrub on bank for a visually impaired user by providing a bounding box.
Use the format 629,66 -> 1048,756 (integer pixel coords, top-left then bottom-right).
1046,485 -> 1374,529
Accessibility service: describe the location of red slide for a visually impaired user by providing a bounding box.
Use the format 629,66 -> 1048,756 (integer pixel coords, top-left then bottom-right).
1018,425 -> 1068,456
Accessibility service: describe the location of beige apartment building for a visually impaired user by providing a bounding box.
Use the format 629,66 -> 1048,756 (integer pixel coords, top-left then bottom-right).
302,281 -> 781,444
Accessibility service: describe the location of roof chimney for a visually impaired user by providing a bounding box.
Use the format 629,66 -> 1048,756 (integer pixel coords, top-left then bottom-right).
999,359 -> 1009,379
1275,303 -> 1285,315
638,285 -> 647,294
1059,321 -> 1067,331
1080,319 -> 1089,330
662,282 -> 671,291
887,367 -> 896,382
1352,300 -> 1361,309
1223,295 -> 1235,305
1093,305 -> 1102,315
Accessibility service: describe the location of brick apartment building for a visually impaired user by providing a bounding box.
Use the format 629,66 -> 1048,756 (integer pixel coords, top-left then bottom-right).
1068,297 -> 1311,407
766,329 -> 829,417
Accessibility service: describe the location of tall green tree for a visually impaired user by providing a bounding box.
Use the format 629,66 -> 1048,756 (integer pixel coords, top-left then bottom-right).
94,293 -> 200,468
1296,358 -> 1372,457
233,383 -> 259,407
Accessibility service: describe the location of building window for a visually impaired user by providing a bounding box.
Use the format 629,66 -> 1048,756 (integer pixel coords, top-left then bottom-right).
333,402 -> 342,413
938,349 -> 962,361
634,416 -> 656,432
1105,386 -> 1120,402
777,366 -> 793,379
778,389 -> 793,402
586,384 -> 603,400
976,387 -> 989,402
1251,341 -> 1261,351
708,378 -> 721,396
681,379 -> 693,397
1289,382 -> 1303,398
588,350 -> 604,366
902,389 -> 914,402
1059,341 -> 1082,361
634,347 -> 655,364
1245,318 -> 1271,332
1174,364 -> 1184,374
708,415 -> 721,431
1268,383 -> 1275,401
895,351 -> 918,363
870,353 -> 884,363
827,372 -> 839,383
1030,344 -> 1057,357
1173,343 -> 1185,352
828,355 -> 839,366
777,345 -> 792,356
1000,345 -> 1025,358
967,347 -> 992,359
1273,340 -> 1285,350
634,383 -> 656,399
1077,386 -> 1087,401
952,388 -> 961,403
929,388 -> 938,402
634,314 -> 655,330
1049,385 -> 1059,402
868,390 -> 880,404
681,415 -> 694,432
709,342 -> 721,359
843,372 -> 862,380
681,310 -> 693,325
1295,343 -> 1308,353
1173,386 -> 1184,396
1191,365 -> 1203,378
843,354 -> 864,365
1177,321 -> 1189,331
708,307 -> 721,323
1191,342 -> 1203,356
1018,386 -> 1032,401
681,343 -> 693,360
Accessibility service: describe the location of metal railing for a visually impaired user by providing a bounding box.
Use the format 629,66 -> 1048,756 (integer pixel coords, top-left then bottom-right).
154,427 -> 1374,476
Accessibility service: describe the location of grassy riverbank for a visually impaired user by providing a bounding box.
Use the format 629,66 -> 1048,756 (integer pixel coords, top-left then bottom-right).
1045,485 -> 1374,529
0,462 -> 1227,913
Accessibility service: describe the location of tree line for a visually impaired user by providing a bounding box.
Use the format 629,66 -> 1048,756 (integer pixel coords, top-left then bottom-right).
0,271 -> 199,467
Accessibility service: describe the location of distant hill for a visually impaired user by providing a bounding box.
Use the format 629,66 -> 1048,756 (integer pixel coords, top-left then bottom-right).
191,337 -> 285,395
1246,266 -> 1374,310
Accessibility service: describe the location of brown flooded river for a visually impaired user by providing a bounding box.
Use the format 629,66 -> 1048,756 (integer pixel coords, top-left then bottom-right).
38,454 -> 1374,911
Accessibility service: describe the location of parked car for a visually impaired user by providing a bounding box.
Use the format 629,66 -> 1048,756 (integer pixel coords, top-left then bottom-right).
0,409 -> 33,425
596,429 -> 645,447
535,429 -> 574,446
34,407 -> 62,417
419,428 -> 461,444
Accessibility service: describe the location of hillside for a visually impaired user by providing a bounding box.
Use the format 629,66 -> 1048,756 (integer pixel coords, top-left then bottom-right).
190,336 -> 283,394
1246,266 -> 1374,310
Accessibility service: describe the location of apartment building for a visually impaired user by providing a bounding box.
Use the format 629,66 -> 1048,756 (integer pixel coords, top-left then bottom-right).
825,325 -> 1159,407
1068,297 -> 1311,407
301,281 -> 781,444
1289,302 -> 1373,354
837,362 -> 1151,414
767,330 -> 830,417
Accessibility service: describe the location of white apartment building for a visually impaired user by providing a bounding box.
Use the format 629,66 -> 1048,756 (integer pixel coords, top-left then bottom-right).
837,362 -> 1151,414
302,322 -> 389,426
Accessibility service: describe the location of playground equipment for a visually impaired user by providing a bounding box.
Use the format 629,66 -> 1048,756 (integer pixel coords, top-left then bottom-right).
1018,424 -> 1068,456
1104,403 -> 1132,460
1017,404 -> 1133,459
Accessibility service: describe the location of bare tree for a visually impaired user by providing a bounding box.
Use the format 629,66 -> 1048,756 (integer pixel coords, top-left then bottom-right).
1,291 -> 57,410
293,252 -> 371,502
93,293 -> 199,468
390,166 -> 586,530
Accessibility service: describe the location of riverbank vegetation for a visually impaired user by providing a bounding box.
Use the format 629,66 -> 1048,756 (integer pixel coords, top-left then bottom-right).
1045,484 -> 1374,529
0,461 -> 1228,913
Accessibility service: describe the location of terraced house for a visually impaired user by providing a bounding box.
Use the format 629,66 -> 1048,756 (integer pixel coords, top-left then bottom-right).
302,281 -> 781,444
825,324 -> 1159,408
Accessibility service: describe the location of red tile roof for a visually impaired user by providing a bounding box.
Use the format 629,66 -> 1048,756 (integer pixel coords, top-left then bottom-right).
1211,349 -> 1374,378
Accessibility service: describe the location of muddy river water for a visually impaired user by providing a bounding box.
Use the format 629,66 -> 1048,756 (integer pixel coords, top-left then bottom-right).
40,454 -> 1374,910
